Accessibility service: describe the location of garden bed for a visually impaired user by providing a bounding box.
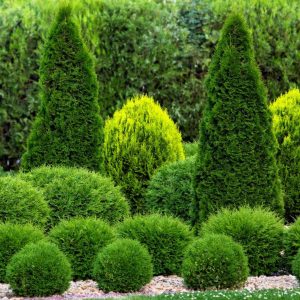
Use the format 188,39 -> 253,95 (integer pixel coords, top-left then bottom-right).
1,275 -> 299,300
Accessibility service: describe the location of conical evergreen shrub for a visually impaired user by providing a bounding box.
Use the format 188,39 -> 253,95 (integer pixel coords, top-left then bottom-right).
21,4 -> 103,171
193,14 -> 284,226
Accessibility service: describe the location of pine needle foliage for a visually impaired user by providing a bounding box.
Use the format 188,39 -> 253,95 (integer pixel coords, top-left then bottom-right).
193,14 -> 284,226
270,89 -> 300,222
21,4 -> 103,171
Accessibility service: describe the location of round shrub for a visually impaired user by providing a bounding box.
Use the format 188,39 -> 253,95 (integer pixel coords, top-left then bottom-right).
284,217 -> 300,271
201,206 -> 284,276
145,156 -> 196,223
0,223 -> 45,282
19,166 -> 130,229
292,248 -> 300,280
182,234 -> 249,290
270,89 -> 300,222
103,95 -> 185,213
93,239 -> 153,292
116,214 -> 193,275
6,241 -> 71,297
0,176 -> 50,228
49,217 -> 115,280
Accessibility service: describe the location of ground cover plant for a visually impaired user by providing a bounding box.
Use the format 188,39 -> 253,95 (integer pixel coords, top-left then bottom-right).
193,13 -> 283,227
21,3 -> 103,172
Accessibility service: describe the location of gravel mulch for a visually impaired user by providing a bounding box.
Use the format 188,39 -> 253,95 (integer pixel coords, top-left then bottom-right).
0,275 -> 299,300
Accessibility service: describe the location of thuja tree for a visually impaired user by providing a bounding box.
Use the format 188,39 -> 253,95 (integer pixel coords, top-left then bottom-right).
193,14 -> 284,227
21,5 -> 103,171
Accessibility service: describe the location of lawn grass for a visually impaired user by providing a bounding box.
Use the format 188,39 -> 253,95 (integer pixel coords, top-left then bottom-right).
123,289 -> 300,300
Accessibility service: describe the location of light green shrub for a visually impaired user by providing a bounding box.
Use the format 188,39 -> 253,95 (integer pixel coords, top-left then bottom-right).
104,95 -> 185,213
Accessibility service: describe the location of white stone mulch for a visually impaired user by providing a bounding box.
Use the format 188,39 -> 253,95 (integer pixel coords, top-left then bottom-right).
0,275 -> 299,300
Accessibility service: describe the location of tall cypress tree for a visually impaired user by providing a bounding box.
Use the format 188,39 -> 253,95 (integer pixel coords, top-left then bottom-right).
21,5 -> 103,171
193,14 -> 284,226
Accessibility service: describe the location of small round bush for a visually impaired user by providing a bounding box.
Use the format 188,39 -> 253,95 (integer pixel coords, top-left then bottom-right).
201,206 -> 284,276
284,217 -> 300,270
182,234 -> 249,290
104,95 -> 185,213
116,214 -> 193,275
93,239 -> 153,292
292,248 -> 300,280
49,217 -> 115,280
145,156 -> 196,223
6,241 -> 71,297
0,223 -> 45,282
19,166 -> 130,228
0,177 -> 50,228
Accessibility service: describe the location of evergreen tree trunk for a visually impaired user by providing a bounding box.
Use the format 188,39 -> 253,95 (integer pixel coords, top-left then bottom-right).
21,5 -> 103,172
193,14 -> 284,227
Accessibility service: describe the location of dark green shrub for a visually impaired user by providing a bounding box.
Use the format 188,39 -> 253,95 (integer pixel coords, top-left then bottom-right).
93,239 -> 153,292
193,14 -> 283,227
21,4 -> 103,172
284,217 -> 300,271
116,214 -> 193,275
270,89 -> 300,222
6,241 -> 71,297
145,156 -> 196,223
183,142 -> 198,158
104,95 -> 185,213
0,176 -> 50,228
201,207 -> 284,275
49,217 -> 115,280
19,166 -> 130,229
182,234 -> 249,290
292,248 -> 300,280
0,223 -> 45,282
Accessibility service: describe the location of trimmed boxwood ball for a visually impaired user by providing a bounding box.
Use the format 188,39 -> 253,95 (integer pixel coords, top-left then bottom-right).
103,95 -> 185,213
49,217 -> 115,280
284,217 -> 300,271
116,214 -> 193,275
201,207 -> 284,276
93,239 -> 153,292
0,223 -> 45,282
19,166 -> 129,229
6,241 -> 71,297
145,156 -> 196,223
270,89 -> 300,222
182,234 -> 249,290
0,176 -> 50,228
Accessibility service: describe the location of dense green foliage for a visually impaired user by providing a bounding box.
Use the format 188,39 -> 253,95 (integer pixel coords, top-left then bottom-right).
292,249 -> 300,280
182,234 -> 249,290
0,176 -> 50,228
104,95 -> 185,213
193,14 -> 283,226
21,4 -> 103,171
270,89 -> 300,222
6,241 -> 71,297
145,156 -> 195,223
284,217 -> 300,271
19,166 -> 129,229
201,207 -> 284,276
183,142 -> 198,158
49,217 -> 115,280
0,223 -> 45,282
116,214 -> 193,275
93,239 -> 153,292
